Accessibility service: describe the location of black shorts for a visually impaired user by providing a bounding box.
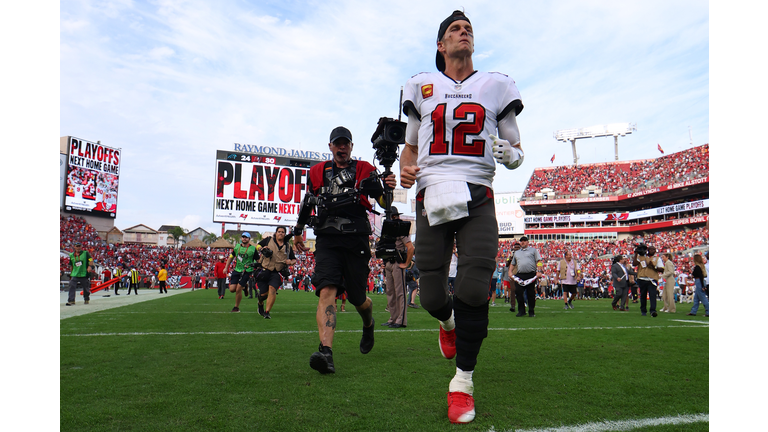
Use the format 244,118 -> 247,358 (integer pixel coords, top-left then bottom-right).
257,270 -> 283,294
562,283 -> 577,294
313,234 -> 371,307
230,271 -> 253,287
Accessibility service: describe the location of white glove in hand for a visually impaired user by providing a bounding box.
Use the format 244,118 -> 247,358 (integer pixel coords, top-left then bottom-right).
490,134 -> 524,170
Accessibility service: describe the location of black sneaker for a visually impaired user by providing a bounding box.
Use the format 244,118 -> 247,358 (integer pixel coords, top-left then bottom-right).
528,313 -> 535,317
258,302 -> 265,317
509,307 -> 515,313
231,307 -> 240,313
360,317 -> 375,354
651,311 -> 658,317
516,312 -> 526,317
310,344 -> 335,374
264,311 -> 271,319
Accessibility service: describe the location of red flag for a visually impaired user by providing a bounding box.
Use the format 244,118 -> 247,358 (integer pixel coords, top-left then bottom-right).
657,143 -> 664,154
550,154 -> 555,163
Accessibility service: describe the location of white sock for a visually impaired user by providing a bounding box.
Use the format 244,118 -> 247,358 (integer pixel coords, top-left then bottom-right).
449,367 -> 474,395
439,311 -> 455,331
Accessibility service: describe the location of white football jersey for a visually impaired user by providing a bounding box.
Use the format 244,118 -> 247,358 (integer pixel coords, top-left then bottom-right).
403,71 -> 523,192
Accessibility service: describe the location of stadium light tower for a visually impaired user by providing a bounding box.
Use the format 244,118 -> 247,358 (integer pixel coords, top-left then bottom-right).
554,123 -> 637,165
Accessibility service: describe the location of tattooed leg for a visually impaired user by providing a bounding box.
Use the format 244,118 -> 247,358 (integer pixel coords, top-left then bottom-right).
317,285 -> 338,348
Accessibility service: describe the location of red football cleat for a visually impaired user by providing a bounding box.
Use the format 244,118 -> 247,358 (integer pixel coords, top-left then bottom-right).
439,326 -> 456,359
447,391 -> 475,424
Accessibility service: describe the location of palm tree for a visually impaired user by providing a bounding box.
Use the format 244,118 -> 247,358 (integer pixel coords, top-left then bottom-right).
203,232 -> 218,245
223,233 -> 237,245
167,226 -> 188,248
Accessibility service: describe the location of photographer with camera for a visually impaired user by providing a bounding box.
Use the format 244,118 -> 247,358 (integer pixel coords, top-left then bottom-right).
255,226 -> 296,319
382,208 -> 415,328
398,10 -> 525,423
293,126 -> 394,375
632,241 -> 663,317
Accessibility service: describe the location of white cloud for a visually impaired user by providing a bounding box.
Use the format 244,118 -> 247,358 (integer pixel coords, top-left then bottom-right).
148,46 -> 174,60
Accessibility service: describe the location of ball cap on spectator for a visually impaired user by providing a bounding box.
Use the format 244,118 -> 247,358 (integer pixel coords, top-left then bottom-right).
435,10 -> 472,72
74,241 -> 82,246
330,126 -> 353,144
520,235 -> 529,241
242,232 -> 251,238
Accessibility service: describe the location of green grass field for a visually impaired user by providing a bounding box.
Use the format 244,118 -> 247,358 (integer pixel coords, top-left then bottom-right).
60,290 -> 709,431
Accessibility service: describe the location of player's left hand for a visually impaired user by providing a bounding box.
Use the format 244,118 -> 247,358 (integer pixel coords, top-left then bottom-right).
490,134 -> 524,170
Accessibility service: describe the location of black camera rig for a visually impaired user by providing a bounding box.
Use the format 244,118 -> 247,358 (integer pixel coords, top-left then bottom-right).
371,117 -> 411,263
293,117 -> 411,254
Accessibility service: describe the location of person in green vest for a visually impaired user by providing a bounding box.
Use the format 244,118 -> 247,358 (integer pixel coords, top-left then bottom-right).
66,242 -> 93,306
224,232 -> 260,313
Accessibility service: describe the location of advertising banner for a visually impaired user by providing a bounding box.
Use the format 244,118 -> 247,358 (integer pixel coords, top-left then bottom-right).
213,150 -> 323,226
524,199 -> 709,224
63,137 -> 121,218
495,192 -> 525,235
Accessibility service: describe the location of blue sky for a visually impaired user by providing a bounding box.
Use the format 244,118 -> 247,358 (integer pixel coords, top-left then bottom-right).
58,0 -> 709,235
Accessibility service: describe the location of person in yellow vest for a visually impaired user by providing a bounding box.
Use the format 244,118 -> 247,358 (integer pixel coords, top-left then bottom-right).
113,264 -> 123,295
256,227 -> 297,319
128,265 -> 140,295
158,264 -> 168,294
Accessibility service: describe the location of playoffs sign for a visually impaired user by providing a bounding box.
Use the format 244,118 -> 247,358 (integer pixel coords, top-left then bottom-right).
63,137 -> 121,219
213,150 -> 322,226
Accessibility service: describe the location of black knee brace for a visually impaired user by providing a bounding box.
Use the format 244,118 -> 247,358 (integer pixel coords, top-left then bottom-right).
426,295 -> 453,322
453,296 -> 489,372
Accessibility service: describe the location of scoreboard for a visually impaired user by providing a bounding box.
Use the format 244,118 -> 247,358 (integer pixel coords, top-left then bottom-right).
63,136 -> 121,219
212,150 -> 323,226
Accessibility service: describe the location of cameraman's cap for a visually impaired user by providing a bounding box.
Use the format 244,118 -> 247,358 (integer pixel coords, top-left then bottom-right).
435,10 -> 472,72
330,126 -> 353,144
390,207 -> 402,216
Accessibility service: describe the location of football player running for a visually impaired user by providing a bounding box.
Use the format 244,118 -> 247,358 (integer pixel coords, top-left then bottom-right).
398,10 -> 525,424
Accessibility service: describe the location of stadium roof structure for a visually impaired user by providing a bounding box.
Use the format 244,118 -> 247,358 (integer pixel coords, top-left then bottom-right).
209,238 -> 234,249
181,239 -> 207,248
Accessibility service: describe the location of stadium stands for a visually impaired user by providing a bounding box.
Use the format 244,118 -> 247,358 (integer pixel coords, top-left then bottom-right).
522,144 -> 708,199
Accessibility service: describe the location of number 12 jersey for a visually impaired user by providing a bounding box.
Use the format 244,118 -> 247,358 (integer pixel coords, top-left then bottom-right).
402,71 -> 523,193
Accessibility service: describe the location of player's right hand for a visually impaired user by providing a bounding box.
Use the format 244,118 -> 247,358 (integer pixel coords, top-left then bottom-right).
400,166 -> 420,189
294,238 -> 309,253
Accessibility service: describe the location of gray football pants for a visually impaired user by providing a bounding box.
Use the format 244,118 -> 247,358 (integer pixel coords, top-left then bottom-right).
415,199 -> 498,310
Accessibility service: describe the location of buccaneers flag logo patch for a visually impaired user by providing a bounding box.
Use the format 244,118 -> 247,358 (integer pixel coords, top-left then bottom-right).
421,84 -> 433,99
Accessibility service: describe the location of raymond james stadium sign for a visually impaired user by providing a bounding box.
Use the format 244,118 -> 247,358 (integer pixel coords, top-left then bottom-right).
234,143 -> 362,161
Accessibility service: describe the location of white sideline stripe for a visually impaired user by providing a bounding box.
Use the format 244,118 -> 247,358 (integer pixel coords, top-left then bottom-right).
670,319 -> 709,325
61,324 -> 709,337
496,413 -> 708,432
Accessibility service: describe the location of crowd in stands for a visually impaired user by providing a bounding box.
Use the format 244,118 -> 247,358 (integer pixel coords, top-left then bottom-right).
61,215 -> 232,280
523,144 -> 708,198
497,227 -> 708,284
61,215 -> 707,296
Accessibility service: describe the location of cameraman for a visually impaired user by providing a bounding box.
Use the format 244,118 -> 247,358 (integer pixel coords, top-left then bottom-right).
383,208 -> 415,328
632,243 -> 663,317
294,126 -> 394,375
255,226 -> 296,319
